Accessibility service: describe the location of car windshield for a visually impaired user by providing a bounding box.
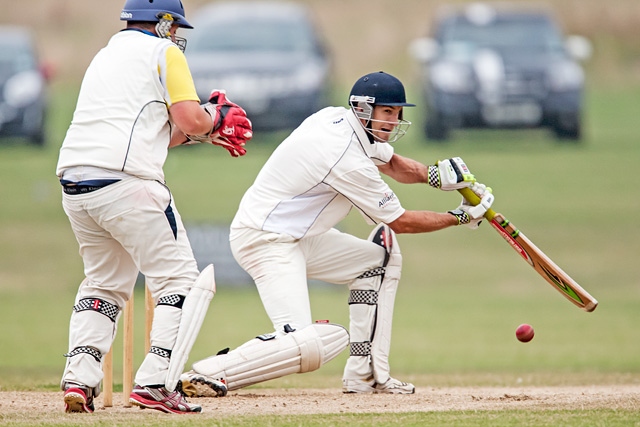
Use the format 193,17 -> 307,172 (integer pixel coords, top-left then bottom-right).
0,42 -> 36,79
189,20 -> 316,53
439,18 -> 565,54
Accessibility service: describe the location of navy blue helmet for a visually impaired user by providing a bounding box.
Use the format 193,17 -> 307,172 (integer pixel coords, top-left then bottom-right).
120,0 -> 193,29
349,71 -> 415,107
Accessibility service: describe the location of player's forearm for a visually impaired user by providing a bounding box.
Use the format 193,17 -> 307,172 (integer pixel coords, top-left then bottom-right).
379,154 -> 429,184
388,210 -> 458,234
169,129 -> 189,148
169,100 -> 214,137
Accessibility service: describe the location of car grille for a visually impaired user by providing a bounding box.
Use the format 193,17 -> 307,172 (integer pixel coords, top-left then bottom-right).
502,69 -> 546,99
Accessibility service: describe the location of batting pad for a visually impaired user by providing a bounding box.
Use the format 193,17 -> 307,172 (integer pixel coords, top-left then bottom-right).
344,223 -> 402,384
183,323 -> 349,392
165,264 -> 216,392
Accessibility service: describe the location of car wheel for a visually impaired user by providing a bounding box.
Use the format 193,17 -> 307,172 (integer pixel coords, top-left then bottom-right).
29,131 -> 45,146
425,113 -> 449,141
553,112 -> 581,141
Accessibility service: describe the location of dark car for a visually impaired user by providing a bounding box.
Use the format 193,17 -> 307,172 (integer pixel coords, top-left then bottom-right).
185,1 -> 332,132
410,3 -> 591,141
0,25 -> 50,145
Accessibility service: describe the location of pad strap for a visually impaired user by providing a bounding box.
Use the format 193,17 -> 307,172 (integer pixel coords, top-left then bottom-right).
73,298 -> 119,323
349,341 -> 372,357
157,294 -> 186,309
64,346 -> 102,363
348,289 -> 378,305
356,267 -> 385,279
149,346 -> 172,359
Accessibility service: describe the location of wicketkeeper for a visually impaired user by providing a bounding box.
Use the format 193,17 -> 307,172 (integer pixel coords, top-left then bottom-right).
180,71 -> 494,395
56,0 -> 250,414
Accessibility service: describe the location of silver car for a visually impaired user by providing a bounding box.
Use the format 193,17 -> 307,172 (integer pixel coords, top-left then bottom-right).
0,25 -> 50,146
410,3 -> 591,141
185,1 -> 332,132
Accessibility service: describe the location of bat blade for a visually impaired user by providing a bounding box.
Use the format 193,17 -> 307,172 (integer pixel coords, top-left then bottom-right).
488,213 -> 597,311
458,188 -> 598,312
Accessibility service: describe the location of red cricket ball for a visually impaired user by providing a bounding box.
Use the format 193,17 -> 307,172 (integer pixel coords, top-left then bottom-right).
515,323 -> 535,343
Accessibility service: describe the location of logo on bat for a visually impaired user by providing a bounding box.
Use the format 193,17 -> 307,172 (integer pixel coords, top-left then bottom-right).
490,219 -> 533,266
540,265 -> 584,304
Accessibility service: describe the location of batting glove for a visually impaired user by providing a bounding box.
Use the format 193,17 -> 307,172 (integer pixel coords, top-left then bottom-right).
449,183 -> 494,229
428,157 -> 476,190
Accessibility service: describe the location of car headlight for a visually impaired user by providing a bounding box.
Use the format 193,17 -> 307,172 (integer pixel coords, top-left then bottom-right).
429,61 -> 474,93
3,71 -> 43,108
547,61 -> 584,91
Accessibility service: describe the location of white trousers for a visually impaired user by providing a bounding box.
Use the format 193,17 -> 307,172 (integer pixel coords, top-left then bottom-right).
230,227 -> 400,383
230,228 -> 385,331
61,177 -> 199,389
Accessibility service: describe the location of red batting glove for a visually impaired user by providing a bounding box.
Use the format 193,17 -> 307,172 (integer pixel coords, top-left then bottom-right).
208,89 -> 239,107
204,89 -> 253,156
210,135 -> 247,157
212,105 -> 253,149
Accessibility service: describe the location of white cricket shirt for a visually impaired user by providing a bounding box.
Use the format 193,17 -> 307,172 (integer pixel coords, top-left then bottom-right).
230,107 -> 406,239
56,30 -> 199,182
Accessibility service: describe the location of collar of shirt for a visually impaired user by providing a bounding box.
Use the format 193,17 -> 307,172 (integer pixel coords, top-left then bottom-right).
345,108 -> 394,164
346,108 -> 372,145
120,28 -> 158,38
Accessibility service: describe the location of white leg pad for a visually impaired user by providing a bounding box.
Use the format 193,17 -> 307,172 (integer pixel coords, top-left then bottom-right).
164,264 -> 216,391
182,323 -> 348,392
343,223 -> 402,384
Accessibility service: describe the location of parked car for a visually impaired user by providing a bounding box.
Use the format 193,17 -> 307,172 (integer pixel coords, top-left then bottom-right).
185,1 -> 332,132
0,25 -> 51,146
409,3 -> 591,141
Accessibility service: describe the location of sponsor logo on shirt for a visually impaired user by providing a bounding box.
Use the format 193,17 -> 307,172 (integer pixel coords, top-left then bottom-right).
378,192 -> 396,208
332,118 -> 344,124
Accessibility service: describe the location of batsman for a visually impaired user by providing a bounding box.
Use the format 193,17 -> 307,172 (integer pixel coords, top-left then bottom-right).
180,71 -> 495,395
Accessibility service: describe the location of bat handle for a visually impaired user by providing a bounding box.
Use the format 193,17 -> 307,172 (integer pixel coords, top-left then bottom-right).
457,187 -> 497,221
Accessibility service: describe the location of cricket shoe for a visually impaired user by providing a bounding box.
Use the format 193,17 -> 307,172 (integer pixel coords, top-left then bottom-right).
343,376 -> 415,394
63,383 -> 95,413
179,370 -> 228,397
129,385 -> 202,414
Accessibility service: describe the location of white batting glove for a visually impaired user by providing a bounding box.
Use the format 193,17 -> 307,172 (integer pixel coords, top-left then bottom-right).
449,183 -> 495,229
428,157 -> 476,191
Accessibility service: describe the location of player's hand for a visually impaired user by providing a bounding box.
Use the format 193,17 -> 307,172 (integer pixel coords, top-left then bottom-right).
209,135 -> 247,157
203,103 -> 253,156
428,157 -> 475,190
208,89 -> 239,108
449,183 -> 494,229
187,89 -> 253,157
205,90 -> 253,154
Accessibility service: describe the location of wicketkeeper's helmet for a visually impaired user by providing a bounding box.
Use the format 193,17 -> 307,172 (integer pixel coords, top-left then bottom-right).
349,71 -> 415,143
120,0 -> 193,29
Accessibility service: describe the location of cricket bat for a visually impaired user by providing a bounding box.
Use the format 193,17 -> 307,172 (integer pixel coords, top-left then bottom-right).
458,187 -> 598,312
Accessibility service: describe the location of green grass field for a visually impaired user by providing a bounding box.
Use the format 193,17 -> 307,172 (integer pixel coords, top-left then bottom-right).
0,81 -> 639,426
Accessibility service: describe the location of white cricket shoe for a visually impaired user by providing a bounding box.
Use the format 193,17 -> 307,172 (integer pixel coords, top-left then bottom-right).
343,376 -> 415,394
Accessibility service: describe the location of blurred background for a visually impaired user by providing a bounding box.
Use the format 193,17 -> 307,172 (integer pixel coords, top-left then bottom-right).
1,0 -> 639,146
4,0 -> 640,88
0,0 -> 639,390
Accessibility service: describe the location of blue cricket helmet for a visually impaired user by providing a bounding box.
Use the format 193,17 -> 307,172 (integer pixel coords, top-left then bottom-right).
349,71 -> 415,107
120,0 -> 193,29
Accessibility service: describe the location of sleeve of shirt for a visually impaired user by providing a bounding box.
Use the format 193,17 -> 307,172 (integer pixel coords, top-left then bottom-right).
330,166 -> 405,225
158,44 -> 200,106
